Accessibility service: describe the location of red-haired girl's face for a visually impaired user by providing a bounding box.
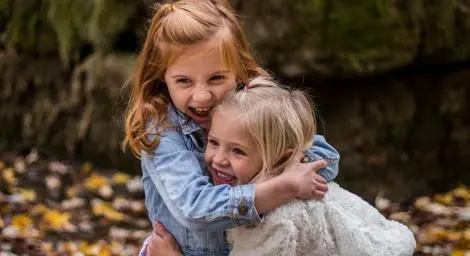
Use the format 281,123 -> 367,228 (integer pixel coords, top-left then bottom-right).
164,38 -> 236,127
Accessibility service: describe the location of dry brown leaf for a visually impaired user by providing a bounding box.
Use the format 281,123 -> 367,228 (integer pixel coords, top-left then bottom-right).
2,167 -> 17,185
46,175 -> 62,191
390,211 -> 412,223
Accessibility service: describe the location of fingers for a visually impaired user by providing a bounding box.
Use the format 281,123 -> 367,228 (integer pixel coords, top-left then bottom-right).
309,160 -> 327,171
154,221 -> 176,242
147,233 -> 161,256
314,182 -> 328,193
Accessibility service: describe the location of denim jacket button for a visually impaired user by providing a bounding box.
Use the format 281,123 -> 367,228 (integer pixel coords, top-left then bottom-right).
238,203 -> 248,216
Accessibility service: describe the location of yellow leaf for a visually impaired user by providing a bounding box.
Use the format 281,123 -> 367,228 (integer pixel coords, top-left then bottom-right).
453,185 -> 470,201
12,214 -> 33,231
42,209 -> 72,230
15,188 -> 37,202
450,249 -> 466,256
2,167 -> 17,185
85,174 -> 110,191
31,204 -> 48,216
66,184 -> 83,198
98,244 -> 112,256
433,193 -> 454,206
81,162 -> 93,176
86,240 -> 111,256
112,172 -> 131,185
40,242 -> 54,253
78,241 -> 90,253
92,199 -> 124,221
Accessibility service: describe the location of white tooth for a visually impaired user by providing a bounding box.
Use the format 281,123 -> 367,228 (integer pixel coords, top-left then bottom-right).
195,107 -> 209,112
217,171 -> 233,179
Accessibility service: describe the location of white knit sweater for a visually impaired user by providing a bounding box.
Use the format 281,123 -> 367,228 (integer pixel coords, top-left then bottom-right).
227,183 -> 416,256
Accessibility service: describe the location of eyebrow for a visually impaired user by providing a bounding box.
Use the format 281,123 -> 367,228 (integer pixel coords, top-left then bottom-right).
170,70 -> 230,79
209,135 -> 251,152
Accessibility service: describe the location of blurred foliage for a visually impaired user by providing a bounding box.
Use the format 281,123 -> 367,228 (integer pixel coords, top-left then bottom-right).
0,149 -> 469,255
1,0 -> 138,65
0,150 -> 150,255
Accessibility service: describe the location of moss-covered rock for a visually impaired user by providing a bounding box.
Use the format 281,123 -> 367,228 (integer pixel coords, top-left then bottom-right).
2,0 -> 58,56
234,0 -> 470,76
0,52 -> 136,167
1,0 -> 469,200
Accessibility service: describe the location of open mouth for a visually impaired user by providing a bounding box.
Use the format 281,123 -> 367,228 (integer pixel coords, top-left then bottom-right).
188,106 -> 211,117
210,167 -> 237,185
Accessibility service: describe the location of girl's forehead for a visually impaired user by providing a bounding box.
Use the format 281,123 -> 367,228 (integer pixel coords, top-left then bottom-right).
164,35 -> 239,74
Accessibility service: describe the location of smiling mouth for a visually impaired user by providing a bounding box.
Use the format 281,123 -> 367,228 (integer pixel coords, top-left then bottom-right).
188,106 -> 212,117
211,167 -> 236,185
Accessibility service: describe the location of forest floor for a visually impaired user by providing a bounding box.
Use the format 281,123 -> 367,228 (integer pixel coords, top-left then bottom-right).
0,149 -> 468,256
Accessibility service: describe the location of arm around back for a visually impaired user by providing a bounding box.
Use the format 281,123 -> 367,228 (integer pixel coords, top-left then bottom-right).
142,126 -> 261,231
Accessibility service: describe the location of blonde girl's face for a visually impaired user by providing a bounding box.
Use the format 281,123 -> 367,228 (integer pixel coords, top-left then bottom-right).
204,109 -> 263,186
164,38 -> 237,127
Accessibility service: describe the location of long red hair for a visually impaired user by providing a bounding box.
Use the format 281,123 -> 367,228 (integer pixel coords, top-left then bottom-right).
122,0 -> 267,158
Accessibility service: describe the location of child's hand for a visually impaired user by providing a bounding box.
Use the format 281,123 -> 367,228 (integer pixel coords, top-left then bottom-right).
146,221 -> 182,256
282,154 -> 328,200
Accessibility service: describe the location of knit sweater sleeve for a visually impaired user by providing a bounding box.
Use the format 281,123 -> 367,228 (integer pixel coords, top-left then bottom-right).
227,201 -> 324,256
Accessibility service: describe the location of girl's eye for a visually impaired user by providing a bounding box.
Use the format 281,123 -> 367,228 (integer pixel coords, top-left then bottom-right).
210,75 -> 225,82
232,148 -> 246,156
176,78 -> 191,84
208,139 -> 219,147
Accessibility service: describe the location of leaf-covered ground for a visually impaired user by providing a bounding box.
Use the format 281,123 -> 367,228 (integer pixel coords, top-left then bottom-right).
0,150 -> 469,256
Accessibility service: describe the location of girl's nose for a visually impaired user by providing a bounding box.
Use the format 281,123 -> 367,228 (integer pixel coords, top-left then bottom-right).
193,90 -> 212,104
213,150 -> 229,166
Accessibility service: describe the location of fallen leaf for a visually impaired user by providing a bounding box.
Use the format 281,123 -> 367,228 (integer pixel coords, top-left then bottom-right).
41,209 -> 72,230
14,188 -> 37,202
98,185 -> 114,198
48,161 -> 69,174
66,184 -> 84,198
85,174 -> 110,191
46,175 -> 62,191
12,214 -> 33,231
81,162 -> 93,177
126,176 -> 144,193
2,167 -> 17,185
92,199 -> 124,221
112,172 -> 131,185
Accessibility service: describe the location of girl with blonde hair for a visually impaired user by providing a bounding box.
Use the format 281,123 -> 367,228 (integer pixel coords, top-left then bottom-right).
123,1 -> 340,255
148,76 -> 416,255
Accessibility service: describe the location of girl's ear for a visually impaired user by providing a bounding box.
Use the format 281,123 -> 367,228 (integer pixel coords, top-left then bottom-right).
273,149 -> 295,169
281,149 -> 294,159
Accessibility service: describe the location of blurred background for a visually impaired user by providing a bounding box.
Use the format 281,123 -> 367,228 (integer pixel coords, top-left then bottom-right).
0,0 -> 469,255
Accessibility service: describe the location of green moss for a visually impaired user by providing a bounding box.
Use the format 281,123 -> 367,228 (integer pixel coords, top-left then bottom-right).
46,0 -> 136,64
0,0 -> 7,11
88,0 -> 136,51
294,0 -> 421,74
47,0 -> 92,65
4,0 -> 57,55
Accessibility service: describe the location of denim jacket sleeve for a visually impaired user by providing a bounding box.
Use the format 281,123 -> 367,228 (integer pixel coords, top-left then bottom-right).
141,127 -> 261,231
304,135 -> 340,182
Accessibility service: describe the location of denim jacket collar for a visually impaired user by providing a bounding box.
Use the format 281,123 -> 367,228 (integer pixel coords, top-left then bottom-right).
171,105 -> 204,135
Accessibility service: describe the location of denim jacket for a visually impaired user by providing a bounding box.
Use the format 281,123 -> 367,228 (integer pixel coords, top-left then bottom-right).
140,105 -> 340,256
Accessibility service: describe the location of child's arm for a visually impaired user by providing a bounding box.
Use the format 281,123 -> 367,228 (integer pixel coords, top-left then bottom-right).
143,128 -> 333,230
304,135 -> 340,182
